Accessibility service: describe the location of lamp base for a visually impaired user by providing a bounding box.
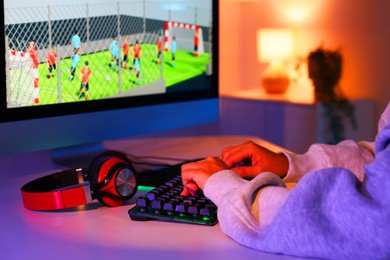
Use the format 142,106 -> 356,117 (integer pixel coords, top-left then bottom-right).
261,75 -> 290,94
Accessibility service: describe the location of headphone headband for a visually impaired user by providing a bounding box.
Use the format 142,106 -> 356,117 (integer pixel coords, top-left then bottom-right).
20,151 -> 138,211
21,168 -> 92,210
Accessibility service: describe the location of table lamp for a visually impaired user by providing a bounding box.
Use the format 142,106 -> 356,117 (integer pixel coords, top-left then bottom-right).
257,29 -> 294,93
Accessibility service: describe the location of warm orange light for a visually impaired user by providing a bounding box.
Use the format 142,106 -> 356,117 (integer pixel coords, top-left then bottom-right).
287,6 -> 307,22
257,29 -> 294,62
271,0 -> 325,23
257,29 -> 295,93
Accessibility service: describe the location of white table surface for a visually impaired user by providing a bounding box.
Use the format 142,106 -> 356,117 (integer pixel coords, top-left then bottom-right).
0,135 -> 299,260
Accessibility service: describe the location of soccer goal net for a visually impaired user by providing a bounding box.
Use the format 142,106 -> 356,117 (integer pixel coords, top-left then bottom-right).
7,50 -> 38,107
164,21 -> 204,56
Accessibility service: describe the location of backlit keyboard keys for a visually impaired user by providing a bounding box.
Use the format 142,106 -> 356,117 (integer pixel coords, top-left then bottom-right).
183,199 -> 194,205
165,181 -> 175,188
161,194 -> 173,201
155,186 -> 168,194
129,173 -> 218,225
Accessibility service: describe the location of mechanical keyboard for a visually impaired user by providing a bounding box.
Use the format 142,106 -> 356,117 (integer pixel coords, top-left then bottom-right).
128,171 -> 218,226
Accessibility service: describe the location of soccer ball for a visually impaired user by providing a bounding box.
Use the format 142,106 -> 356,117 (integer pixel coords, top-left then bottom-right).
106,75 -> 110,81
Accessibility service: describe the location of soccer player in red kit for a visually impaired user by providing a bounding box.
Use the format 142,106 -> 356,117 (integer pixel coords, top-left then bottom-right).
122,37 -> 130,69
46,47 -> 57,78
27,40 -> 40,104
79,61 -> 92,100
156,35 -> 163,64
132,40 -> 142,70
27,41 -> 39,69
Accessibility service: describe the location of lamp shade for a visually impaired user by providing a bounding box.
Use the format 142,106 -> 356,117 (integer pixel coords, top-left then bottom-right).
257,29 -> 294,62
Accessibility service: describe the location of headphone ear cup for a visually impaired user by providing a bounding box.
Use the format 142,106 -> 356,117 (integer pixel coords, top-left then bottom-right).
97,162 -> 138,207
88,150 -> 131,185
88,151 -> 137,207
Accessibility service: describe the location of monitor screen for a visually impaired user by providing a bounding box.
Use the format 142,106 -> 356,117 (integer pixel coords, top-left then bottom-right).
0,0 -> 219,160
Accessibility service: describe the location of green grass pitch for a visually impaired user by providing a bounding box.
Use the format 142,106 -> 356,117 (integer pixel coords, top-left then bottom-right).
36,43 -> 209,105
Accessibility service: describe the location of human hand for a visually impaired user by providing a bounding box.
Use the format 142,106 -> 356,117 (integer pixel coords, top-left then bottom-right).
181,157 -> 229,196
220,141 -> 289,178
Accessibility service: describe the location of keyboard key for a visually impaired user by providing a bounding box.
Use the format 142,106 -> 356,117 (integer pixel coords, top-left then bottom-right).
165,181 -> 175,188
136,197 -> 150,208
200,206 -> 216,217
156,185 -> 168,193
146,191 -> 159,201
161,194 -> 173,201
173,187 -> 183,194
188,204 -> 200,215
163,202 -> 175,213
175,204 -> 188,214
170,197 -> 182,204
152,199 -> 164,212
197,198 -> 208,204
183,199 -> 194,205
168,190 -> 180,197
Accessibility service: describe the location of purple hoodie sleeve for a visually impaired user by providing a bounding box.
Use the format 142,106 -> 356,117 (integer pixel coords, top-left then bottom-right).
204,122 -> 390,259
204,102 -> 390,259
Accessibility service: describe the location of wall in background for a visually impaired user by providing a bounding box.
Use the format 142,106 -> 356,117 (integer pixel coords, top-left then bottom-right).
219,0 -> 390,130
219,1 -> 242,94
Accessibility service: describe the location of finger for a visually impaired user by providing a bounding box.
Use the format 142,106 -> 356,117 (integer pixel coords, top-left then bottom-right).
220,141 -> 254,162
181,166 -> 200,194
220,143 -> 244,158
181,186 -> 191,197
181,183 -> 199,196
221,148 -> 249,167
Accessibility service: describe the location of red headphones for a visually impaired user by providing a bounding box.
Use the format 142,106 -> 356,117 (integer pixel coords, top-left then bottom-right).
21,151 -> 138,211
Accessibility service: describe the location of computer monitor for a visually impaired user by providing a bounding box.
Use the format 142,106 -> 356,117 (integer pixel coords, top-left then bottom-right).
0,0 -> 219,165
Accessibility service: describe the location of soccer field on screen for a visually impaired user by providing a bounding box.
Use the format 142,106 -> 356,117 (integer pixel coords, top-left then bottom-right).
36,43 -> 210,104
